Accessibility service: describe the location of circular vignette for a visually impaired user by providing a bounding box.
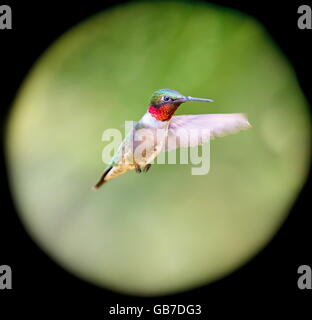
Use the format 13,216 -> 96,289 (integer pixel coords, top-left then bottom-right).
6,1 -> 311,296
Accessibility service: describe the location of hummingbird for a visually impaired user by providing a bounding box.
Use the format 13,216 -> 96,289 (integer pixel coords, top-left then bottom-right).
93,89 -> 251,189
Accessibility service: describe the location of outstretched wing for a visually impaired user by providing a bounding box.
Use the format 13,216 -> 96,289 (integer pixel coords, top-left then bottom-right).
164,113 -> 251,151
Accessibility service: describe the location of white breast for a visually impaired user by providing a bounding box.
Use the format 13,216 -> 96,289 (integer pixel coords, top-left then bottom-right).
140,112 -> 170,129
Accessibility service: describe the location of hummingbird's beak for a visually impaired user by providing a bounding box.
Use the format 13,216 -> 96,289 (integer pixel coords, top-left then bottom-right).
184,96 -> 214,103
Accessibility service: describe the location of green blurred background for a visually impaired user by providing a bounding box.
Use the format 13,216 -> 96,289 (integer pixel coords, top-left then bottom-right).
6,0 -> 311,295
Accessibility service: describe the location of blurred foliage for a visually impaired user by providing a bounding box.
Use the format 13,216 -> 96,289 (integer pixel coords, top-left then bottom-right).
6,0 -> 311,295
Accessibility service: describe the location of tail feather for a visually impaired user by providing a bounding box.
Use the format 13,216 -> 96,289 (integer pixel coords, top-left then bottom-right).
92,166 -> 112,190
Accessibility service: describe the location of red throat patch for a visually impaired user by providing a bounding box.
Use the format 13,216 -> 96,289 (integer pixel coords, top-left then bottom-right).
148,104 -> 179,121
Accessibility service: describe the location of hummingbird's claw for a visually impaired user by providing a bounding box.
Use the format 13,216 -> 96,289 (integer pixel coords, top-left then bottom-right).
143,164 -> 152,173
135,165 -> 142,173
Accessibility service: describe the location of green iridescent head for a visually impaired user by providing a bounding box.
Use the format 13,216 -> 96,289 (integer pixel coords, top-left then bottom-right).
150,89 -> 184,107
150,89 -> 213,108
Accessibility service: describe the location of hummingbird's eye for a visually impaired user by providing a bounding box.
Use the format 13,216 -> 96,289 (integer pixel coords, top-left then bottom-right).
163,95 -> 170,102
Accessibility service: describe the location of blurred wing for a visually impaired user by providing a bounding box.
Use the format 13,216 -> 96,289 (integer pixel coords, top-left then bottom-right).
164,113 -> 251,151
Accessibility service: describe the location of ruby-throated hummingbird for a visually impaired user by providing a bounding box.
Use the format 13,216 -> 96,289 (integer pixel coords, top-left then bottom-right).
93,89 -> 251,189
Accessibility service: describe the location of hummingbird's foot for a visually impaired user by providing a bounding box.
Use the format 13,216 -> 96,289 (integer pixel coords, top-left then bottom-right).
143,164 -> 152,173
135,165 -> 142,173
